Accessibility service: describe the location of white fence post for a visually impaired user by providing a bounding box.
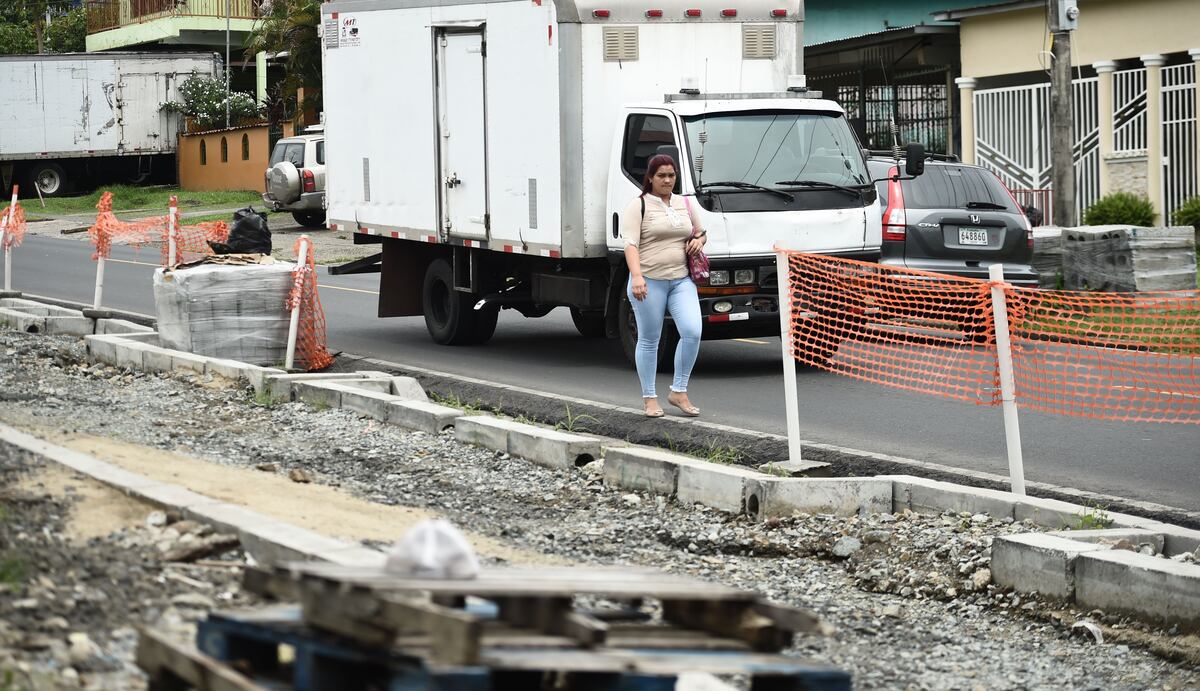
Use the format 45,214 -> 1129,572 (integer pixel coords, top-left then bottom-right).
2,186 -> 16,293
93,256 -> 106,310
284,235 -> 311,371
775,250 -> 803,463
166,196 -> 178,268
988,263 -> 1026,495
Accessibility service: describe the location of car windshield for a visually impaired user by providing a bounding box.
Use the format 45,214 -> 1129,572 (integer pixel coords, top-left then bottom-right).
682,111 -> 868,189
270,142 -> 306,167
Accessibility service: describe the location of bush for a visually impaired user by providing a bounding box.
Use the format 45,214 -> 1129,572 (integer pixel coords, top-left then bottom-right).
1082,192 -> 1156,227
160,73 -> 263,130
1172,196 -> 1200,230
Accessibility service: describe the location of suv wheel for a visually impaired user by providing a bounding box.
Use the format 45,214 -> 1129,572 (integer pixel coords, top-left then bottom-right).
292,211 -> 326,228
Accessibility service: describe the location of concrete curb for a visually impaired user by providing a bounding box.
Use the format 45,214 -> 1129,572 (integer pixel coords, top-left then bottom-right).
0,422 -> 384,569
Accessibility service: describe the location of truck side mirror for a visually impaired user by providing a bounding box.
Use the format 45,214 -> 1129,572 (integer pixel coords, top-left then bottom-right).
905,143 -> 926,177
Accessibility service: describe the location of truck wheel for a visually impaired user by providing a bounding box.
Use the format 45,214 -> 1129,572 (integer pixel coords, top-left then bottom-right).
618,296 -> 676,370
27,162 -> 68,197
292,211 -> 326,228
472,305 -> 499,344
570,308 -> 606,338
422,258 -> 480,345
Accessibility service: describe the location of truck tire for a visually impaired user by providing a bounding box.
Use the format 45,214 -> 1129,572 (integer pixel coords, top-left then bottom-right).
570,308 -> 606,338
292,211 -> 326,228
618,295 -> 677,370
472,305 -> 499,344
422,258 -> 483,345
27,162 -> 68,197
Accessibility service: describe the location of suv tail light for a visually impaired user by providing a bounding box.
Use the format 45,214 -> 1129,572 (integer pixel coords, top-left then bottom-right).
881,165 -> 906,242
302,169 -> 316,194
991,171 -> 1033,248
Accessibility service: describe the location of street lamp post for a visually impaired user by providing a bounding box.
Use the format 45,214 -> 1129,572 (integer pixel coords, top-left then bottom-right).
225,0 -> 231,128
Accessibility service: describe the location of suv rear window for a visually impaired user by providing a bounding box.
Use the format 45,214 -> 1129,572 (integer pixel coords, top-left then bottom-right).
315,140 -> 324,165
270,142 -> 306,167
898,164 -> 1015,211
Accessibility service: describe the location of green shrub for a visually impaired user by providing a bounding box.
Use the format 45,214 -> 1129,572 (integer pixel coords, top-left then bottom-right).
1173,196 -> 1200,230
160,73 -> 263,130
1082,192 -> 1156,226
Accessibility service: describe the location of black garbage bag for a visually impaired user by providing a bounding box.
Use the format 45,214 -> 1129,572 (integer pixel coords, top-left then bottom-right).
1022,204 -> 1045,227
209,207 -> 271,255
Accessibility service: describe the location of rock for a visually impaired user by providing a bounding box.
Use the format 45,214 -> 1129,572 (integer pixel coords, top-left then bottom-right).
61,667 -> 79,684
145,511 -> 168,528
67,632 -> 100,666
831,536 -> 862,558
163,534 -> 240,563
970,513 -> 989,525
12,598 -> 39,610
171,593 -> 216,610
288,468 -> 314,483
862,530 -> 891,545
1112,539 -> 1136,552
255,462 -> 279,472
43,617 -> 69,631
971,568 -> 992,590
169,520 -> 209,536
881,604 -> 902,618
621,493 -> 642,506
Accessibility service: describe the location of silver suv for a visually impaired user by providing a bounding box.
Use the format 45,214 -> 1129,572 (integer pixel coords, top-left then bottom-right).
264,129 -> 326,228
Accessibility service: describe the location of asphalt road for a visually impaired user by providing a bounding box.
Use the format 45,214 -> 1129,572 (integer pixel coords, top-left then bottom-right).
7,234 -> 1198,511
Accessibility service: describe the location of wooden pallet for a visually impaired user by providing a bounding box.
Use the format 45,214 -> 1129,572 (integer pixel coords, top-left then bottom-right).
242,563 -> 833,668
186,604 -> 851,691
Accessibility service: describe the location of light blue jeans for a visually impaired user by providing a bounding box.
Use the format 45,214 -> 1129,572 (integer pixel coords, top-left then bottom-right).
627,276 -> 702,398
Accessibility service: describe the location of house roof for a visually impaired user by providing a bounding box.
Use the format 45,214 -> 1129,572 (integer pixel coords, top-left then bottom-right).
931,0 -> 1045,21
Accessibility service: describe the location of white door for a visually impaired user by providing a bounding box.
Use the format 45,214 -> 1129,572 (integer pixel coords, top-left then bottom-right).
436,31 -> 488,240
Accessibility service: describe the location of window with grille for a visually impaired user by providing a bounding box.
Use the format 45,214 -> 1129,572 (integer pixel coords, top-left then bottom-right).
742,25 -> 776,59
602,26 -> 638,62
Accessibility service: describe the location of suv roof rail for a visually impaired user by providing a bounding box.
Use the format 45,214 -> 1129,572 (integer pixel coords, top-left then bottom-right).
867,149 -> 960,163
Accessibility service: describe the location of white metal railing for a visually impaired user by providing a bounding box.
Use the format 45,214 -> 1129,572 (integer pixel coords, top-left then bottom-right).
1162,63 -> 1197,222
1113,67 -> 1147,153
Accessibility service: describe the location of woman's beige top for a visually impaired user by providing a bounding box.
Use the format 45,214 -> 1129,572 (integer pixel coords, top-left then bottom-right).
621,193 -> 703,281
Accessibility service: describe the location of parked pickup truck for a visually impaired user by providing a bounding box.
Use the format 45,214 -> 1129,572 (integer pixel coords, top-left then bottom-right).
321,0 -> 920,364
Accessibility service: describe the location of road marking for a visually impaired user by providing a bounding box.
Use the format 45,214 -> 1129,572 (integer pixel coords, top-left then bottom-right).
733,338 -> 770,345
318,284 -> 378,295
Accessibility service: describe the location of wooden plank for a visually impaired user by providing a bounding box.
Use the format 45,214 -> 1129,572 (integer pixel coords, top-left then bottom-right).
136,627 -> 266,691
661,599 -> 788,653
561,612 -> 609,648
752,601 -> 831,636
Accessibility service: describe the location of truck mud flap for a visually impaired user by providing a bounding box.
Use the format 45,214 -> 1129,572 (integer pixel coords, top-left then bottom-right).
327,252 -> 382,275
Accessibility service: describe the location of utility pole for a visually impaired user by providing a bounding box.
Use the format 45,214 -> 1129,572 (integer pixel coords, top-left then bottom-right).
225,0 -> 232,128
1049,0 -> 1080,226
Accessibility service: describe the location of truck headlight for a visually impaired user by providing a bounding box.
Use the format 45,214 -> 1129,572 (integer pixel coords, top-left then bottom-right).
708,270 -> 730,286
734,269 -> 755,285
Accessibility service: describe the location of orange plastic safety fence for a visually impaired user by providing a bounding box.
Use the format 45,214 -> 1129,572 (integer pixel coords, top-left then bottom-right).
86,192 -> 229,265
1,198 -> 26,251
781,251 -> 1200,424
1005,287 -> 1200,424
286,237 -> 334,371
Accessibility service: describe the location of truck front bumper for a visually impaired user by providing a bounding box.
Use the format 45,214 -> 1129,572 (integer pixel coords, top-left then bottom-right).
695,293 -> 782,340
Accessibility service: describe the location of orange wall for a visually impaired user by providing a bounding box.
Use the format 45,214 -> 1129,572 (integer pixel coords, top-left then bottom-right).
178,126 -> 269,192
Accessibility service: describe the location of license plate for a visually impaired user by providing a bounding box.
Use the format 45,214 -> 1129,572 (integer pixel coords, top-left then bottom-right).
958,228 -> 989,246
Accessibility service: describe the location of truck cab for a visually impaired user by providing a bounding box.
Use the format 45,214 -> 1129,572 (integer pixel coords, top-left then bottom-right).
605,90 -> 881,360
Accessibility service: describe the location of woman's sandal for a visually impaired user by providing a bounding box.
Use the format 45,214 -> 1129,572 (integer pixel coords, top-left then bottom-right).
667,394 -> 700,417
644,406 -> 665,418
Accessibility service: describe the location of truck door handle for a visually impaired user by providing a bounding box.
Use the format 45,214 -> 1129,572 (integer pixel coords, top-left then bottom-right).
445,173 -> 461,188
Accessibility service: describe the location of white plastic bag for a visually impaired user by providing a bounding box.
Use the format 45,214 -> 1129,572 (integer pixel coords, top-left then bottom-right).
384,519 -> 480,579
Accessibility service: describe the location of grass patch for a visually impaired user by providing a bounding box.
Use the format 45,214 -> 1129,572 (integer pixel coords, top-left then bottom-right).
25,186 -> 261,217
251,390 -> 280,407
429,392 -> 489,415
700,442 -> 742,465
1071,502 -> 1113,530
554,405 -> 599,434
0,555 -> 26,586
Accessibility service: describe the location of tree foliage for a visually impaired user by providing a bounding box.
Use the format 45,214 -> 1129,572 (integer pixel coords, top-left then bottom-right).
245,0 -> 322,112
161,73 -> 265,130
1,1 -> 85,54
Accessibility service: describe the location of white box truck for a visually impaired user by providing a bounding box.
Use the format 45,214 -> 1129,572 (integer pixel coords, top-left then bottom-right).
0,52 -> 219,196
322,0 -> 920,363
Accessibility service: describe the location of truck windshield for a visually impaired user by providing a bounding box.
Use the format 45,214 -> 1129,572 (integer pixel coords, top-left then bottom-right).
682,111 -> 868,190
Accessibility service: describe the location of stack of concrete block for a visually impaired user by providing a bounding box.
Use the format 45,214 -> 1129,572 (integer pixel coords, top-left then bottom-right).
1061,225 -> 1197,292
1031,226 -> 1064,288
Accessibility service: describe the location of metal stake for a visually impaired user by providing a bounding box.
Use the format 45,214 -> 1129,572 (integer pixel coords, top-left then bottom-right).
988,263 -> 1027,495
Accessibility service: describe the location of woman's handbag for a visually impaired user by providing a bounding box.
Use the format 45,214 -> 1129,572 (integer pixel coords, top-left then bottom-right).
684,197 -> 710,284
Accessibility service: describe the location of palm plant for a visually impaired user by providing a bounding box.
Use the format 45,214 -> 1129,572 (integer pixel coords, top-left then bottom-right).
244,0 -> 322,117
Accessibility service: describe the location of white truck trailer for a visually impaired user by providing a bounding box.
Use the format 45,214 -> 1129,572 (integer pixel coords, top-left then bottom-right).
0,52 -> 219,196
322,0 -> 922,362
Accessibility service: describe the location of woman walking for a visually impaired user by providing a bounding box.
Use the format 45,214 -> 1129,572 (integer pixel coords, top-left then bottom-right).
622,154 -> 707,418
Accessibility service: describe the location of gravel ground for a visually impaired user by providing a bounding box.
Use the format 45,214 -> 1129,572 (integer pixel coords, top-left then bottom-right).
0,328 -> 1197,690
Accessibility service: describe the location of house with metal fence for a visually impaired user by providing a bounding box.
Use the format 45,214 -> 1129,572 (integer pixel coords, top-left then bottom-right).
935,0 -> 1200,223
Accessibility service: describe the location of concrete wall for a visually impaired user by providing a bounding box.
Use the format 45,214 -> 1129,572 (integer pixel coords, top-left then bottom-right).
1104,152 -> 1149,198
178,125 -> 268,192
960,0 -> 1200,78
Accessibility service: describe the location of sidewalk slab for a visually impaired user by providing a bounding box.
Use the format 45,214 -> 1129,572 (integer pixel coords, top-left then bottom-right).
337,378 -> 393,394
171,351 -> 209,375
886,475 -> 1018,519
1137,522 -> 1200,556
263,372 -> 381,400
677,463 -> 765,514
603,446 -> 709,496
388,376 -> 429,401
1075,549 -> 1200,631
1046,528 -> 1166,554
748,477 -> 892,519
294,380 -> 343,410
387,400 -> 461,434
113,340 -> 152,369
83,333 -> 124,366
991,533 -> 1109,599
43,315 -> 95,337
204,358 -> 257,382
118,332 -> 161,345
2,308 -> 47,333
325,382 -> 397,421
140,346 -> 176,374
